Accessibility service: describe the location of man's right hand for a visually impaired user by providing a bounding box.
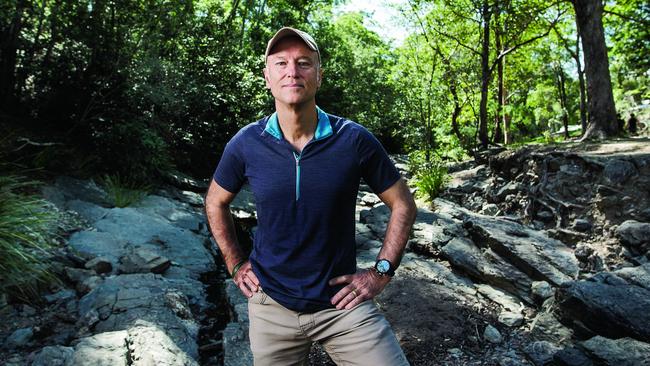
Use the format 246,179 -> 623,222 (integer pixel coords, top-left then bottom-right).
234,261 -> 260,297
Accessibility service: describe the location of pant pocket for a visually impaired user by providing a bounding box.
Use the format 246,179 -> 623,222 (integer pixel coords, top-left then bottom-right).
248,288 -> 268,305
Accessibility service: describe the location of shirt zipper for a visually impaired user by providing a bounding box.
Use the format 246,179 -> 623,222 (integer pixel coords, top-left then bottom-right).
293,151 -> 301,201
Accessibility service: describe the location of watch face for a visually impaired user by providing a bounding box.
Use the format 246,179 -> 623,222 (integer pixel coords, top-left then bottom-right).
376,259 -> 390,273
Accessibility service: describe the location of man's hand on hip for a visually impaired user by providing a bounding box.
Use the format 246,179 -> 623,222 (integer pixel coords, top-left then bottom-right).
329,268 -> 391,310
234,261 -> 260,297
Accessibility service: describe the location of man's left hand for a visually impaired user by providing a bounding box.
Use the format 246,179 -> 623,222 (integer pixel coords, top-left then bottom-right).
329,268 -> 391,310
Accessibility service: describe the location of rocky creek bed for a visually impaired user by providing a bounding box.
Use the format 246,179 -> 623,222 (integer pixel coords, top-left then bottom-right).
2,139 -> 650,365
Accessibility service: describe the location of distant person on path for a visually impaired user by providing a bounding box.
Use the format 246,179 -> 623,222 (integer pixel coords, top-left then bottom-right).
205,27 -> 416,365
627,113 -> 638,135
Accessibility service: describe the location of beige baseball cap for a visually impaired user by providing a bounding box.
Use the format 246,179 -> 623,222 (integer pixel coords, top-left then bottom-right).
264,27 -> 320,64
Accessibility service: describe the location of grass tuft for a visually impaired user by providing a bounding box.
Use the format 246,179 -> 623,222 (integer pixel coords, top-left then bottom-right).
102,174 -> 151,208
0,175 -> 61,303
414,161 -> 449,202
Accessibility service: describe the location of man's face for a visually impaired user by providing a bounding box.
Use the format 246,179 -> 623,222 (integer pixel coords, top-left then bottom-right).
263,37 -> 322,107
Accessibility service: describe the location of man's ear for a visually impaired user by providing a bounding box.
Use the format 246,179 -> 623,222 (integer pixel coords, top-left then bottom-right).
317,67 -> 323,87
263,67 -> 271,89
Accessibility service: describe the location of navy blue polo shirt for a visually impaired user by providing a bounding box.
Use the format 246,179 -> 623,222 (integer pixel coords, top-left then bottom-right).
213,107 -> 400,312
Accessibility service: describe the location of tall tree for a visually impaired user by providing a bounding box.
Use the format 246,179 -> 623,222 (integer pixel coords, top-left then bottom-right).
572,0 -> 617,139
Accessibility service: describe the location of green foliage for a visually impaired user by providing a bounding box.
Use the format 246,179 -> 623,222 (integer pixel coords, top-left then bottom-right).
102,174 -> 151,208
407,150 -> 449,202
414,161 -> 449,202
0,176 -> 60,303
0,0 -> 647,180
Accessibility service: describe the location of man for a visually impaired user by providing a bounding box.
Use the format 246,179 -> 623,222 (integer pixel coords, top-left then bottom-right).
205,27 -> 416,365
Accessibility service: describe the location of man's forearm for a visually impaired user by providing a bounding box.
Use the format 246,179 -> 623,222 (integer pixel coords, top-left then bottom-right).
205,203 -> 246,275
377,202 -> 416,268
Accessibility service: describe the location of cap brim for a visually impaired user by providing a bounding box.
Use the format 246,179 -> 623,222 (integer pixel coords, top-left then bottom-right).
265,27 -> 320,62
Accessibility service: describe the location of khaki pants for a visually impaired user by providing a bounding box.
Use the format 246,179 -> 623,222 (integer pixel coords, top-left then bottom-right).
248,289 -> 410,366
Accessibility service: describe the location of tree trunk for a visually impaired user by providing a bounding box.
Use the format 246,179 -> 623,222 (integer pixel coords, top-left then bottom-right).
555,65 -> 570,139
573,0 -> 617,139
479,0 -> 492,149
0,0 -> 25,112
494,6 -> 504,145
575,27 -> 587,135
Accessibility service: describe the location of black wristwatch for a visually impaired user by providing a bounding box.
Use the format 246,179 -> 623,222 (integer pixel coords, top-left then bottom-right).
374,259 -> 396,277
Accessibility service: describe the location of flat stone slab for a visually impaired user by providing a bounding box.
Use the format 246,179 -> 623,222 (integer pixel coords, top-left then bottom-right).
556,280 -> 650,342
582,336 -> 650,366
78,274 -> 205,359
462,212 -> 579,286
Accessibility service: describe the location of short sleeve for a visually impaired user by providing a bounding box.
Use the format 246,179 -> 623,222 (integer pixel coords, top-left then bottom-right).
213,139 -> 246,194
357,127 -> 401,194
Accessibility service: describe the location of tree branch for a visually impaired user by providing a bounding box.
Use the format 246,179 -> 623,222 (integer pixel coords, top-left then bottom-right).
603,8 -> 650,27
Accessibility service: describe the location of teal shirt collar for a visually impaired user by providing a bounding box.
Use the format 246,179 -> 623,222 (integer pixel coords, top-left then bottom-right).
264,106 -> 333,141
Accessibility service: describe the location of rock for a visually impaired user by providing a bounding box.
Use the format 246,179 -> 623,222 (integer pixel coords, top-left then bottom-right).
475,284 -> 522,312
493,181 -> 524,202
84,257 -> 113,274
78,308 -> 100,330
531,281 -> 554,302
530,312 -> 573,344
21,305 -> 37,316
77,276 -> 104,295
64,267 -> 95,283
67,199 -> 109,223
613,263 -> 650,290
229,185 -> 256,219
573,244 -> 593,262
483,324 -> 503,344
52,176 -> 110,206
555,280 -> 650,342
615,220 -> 650,251
603,159 -> 637,185
119,246 -> 172,274
77,273 -> 203,358
5,327 -> 33,347
441,237 -> 534,303
581,336 -> 650,366
127,320 -> 199,366
69,330 -> 129,365
164,291 -> 193,319
90,207 -> 215,276
480,203 -> 500,216
359,191 -> 381,206
44,289 -> 76,304
639,208 -> 650,221
588,272 -> 628,286
553,347 -> 593,366
447,348 -> 463,357
536,210 -> 555,223
572,219 -> 592,232
31,346 -> 74,366
223,282 -> 253,366
596,184 -> 623,197
162,170 -> 209,192
462,213 -> 579,286
498,311 -> 524,327
524,341 -> 561,366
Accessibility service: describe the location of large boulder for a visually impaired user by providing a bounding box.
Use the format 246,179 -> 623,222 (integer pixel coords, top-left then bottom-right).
77,274 -> 205,359
555,280 -> 650,342
441,237 -> 533,303
581,336 -> 650,366
615,220 -> 650,253
462,214 -> 579,286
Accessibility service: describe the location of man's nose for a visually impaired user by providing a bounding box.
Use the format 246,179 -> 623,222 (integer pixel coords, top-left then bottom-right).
286,62 -> 299,78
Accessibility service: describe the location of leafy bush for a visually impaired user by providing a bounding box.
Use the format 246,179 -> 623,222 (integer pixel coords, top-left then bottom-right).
92,120 -> 173,183
0,175 -> 60,303
414,161 -> 449,202
102,174 -> 151,208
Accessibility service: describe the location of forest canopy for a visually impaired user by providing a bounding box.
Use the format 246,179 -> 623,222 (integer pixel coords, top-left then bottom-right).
1,0 -> 647,181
